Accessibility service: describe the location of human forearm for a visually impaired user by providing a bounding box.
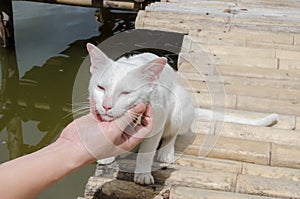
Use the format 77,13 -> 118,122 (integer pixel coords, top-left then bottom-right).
0,103 -> 152,199
0,138 -> 93,199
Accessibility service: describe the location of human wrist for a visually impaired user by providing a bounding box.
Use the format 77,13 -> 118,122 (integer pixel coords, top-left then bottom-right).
54,137 -> 96,170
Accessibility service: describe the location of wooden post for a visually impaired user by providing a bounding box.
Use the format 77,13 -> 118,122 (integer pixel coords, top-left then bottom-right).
7,116 -> 24,159
0,0 -> 14,48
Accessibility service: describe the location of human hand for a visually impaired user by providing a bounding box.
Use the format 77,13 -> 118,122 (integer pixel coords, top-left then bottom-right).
59,103 -> 153,162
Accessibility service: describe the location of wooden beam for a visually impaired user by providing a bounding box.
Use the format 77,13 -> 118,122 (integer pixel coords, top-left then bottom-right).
0,0 -> 14,47
7,117 -> 23,159
21,0 -> 146,10
21,0 -> 102,7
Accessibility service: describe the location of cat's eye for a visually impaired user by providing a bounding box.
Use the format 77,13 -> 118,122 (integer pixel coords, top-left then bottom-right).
97,85 -> 105,91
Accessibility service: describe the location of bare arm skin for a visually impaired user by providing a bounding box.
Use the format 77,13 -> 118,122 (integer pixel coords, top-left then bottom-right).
0,103 -> 153,199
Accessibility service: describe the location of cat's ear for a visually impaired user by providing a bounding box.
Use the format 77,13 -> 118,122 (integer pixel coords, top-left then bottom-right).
86,43 -> 113,73
140,57 -> 167,83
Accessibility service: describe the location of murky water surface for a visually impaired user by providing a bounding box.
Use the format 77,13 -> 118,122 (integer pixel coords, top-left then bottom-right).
0,1 -> 135,198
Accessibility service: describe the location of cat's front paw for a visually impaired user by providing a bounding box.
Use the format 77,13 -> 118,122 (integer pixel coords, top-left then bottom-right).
134,172 -> 154,185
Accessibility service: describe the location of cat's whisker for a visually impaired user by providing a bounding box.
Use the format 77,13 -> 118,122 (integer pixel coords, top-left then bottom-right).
62,104 -> 90,119
69,105 -> 93,118
67,101 -> 90,106
71,106 -> 93,111
62,108 -> 91,120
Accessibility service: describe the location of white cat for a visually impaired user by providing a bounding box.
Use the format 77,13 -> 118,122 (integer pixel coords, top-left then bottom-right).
86,43 -> 278,185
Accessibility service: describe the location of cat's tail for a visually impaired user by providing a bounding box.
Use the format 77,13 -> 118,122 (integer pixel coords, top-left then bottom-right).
195,108 -> 278,126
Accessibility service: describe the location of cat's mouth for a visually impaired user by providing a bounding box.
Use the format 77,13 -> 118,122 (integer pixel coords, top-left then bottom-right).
95,110 -> 118,122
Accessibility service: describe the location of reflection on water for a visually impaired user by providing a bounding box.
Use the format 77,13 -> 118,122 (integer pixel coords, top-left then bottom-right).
0,1 -> 136,198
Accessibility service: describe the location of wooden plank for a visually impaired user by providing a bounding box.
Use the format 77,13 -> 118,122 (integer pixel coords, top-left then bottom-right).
150,1 -> 236,8
179,51 -> 278,69
136,11 -> 230,33
189,29 -> 294,46
188,134 -> 271,165
236,174 -> 300,198
231,16 -> 300,30
141,10 -> 229,23
242,162 -> 300,182
179,68 -> 300,90
178,53 -> 217,75
138,18 -> 229,34
229,23 -> 300,34
181,81 -> 300,116
240,0 -> 300,8
163,0 -> 300,8
191,122 -> 300,146
188,30 -> 300,52
294,34 -> 300,46
178,65 -> 213,75
183,35 -> 247,48
164,166 -> 237,192
170,186 -> 277,199
297,117 -> 300,130
192,92 -> 237,110
175,155 -> 242,174
176,155 -> 300,182
146,2 -> 233,17
237,95 -> 300,116
192,44 -> 276,59
233,24 -> 300,35
271,143 -> 300,169
0,0 -> 14,47
246,40 -> 300,52
231,10 -> 300,26
186,54 -> 278,69
181,78 -> 300,102
279,58 -> 300,70
218,65 -> 300,81
189,30 -> 300,53
189,30 -> 293,45
229,26 -> 298,40
276,49 -> 300,60
232,3 -> 300,15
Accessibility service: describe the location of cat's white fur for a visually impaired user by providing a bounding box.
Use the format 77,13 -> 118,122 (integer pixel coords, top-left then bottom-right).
87,43 -> 278,185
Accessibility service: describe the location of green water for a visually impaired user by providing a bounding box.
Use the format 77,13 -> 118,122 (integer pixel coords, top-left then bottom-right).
0,1 -> 136,198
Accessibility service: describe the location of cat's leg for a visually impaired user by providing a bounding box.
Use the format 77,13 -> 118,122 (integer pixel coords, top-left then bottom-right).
134,131 -> 163,185
157,136 -> 176,164
156,96 -> 195,164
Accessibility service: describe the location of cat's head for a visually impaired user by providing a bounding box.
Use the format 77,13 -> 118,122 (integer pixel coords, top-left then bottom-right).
87,43 -> 167,121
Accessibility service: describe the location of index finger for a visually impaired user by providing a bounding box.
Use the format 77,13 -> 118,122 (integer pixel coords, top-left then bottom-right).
140,103 -> 153,127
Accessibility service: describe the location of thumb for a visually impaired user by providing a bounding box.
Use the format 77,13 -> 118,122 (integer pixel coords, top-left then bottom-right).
114,103 -> 146,131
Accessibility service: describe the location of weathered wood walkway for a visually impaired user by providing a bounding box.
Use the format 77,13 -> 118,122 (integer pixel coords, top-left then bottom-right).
79,0 -> 300,198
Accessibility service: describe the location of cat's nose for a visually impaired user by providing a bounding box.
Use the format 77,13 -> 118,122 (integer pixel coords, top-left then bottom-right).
102,105 -> 112,111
